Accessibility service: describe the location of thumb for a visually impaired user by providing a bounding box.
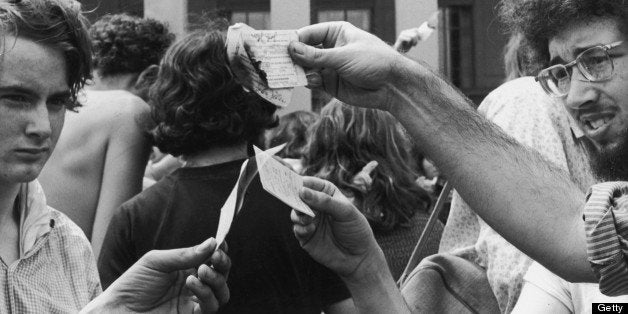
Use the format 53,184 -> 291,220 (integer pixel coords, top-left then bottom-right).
144,238 -> 217,273
289,41 -> 341,69
299,177 -> 356,220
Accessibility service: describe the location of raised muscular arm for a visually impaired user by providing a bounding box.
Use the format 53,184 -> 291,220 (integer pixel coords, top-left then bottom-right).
289,21 -> 593,283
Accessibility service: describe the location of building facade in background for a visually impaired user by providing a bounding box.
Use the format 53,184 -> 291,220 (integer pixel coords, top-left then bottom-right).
79,0 -> 508,111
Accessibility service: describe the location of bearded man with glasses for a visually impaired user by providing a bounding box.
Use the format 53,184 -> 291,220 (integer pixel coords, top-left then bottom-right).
511,2 -> 628,311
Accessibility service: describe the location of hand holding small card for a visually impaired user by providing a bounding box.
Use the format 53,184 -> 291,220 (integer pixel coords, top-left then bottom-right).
254,146 -> 315,217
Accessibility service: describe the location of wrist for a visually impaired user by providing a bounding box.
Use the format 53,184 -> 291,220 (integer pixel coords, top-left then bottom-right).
340,246 -> 411,313
80,290 -> 119,314
341,245 -> 389,285
386,55 -> 426,116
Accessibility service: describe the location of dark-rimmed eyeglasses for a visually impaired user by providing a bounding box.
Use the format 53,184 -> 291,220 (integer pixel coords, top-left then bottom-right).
535,41 -> 624,97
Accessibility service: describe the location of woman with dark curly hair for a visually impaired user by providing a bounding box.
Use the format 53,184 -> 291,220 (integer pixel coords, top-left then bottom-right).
302,99 -> 440,279
97,28 -> 353,313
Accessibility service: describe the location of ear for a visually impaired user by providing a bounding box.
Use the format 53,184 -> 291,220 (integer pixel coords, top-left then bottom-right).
135,64 -> 159,88
133,64 -> 160,100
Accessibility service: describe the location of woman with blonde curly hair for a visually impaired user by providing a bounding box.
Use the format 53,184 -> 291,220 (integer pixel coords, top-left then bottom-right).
303,99 -> 441,279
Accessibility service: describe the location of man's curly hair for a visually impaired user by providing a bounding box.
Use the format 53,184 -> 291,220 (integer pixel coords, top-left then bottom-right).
0,0 -> 92,111
499,0 -> 628,72
150,29 -> 278,157
90,14 -> 174,77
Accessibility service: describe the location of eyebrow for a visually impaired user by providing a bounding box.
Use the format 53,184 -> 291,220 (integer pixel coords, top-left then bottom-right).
548,56 -> 564,66
572,45 -> 595,56
549,44 -> 609,66
0,84 -> 71,98
0,85 -> 38,96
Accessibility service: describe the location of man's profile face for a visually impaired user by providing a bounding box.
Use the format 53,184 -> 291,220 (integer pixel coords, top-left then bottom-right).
0,36 -> 70,184
549,18 -> 628,180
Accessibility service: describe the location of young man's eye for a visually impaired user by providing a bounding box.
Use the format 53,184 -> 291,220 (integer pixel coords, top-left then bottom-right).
48,97 -> 72,111
1,95 -> 31,107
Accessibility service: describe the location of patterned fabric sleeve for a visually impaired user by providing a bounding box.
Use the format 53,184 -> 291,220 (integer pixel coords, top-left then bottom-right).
442,77 -> 590,313
438,193 -> 480,253
583,182 -> 628,296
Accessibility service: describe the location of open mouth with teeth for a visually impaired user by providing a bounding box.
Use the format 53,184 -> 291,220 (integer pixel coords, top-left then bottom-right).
583,116 -> 612,130
578,113 -> 617,144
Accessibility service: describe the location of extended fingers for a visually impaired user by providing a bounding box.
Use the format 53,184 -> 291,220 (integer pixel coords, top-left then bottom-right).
186,262 -> 231,313
289,41 -> 343,71
296,21 -> 348,47
302,176 -> 338,196
291,209 -> 317,244
198,264 -> 230,302
140,238 -> 217,273
291,209 -> 314,226
186,275 -> 218,312
208,248 -> 231,278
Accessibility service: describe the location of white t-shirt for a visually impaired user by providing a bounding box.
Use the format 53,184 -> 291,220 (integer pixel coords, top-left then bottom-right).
524,262 -> 628,313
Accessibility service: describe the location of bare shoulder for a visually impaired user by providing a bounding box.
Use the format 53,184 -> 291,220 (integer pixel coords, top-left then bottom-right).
84,89 -> 149,115
80,90 -> 151,133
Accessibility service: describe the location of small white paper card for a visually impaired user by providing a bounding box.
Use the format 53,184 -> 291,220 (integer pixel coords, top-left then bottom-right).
214,159 -> 248,249
226,23 -> 304,107
254,146 -> 315,217
214,144 -> 289,249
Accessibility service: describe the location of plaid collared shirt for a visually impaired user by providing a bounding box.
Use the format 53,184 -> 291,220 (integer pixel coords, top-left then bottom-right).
0,182 -> 101,313
584,182 -> 628,296
0,210 -> 101,313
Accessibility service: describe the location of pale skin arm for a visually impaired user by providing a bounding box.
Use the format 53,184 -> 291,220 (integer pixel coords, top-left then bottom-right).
511,283 -> 571,314
511,282 -> 571,314
91,99 -> 151,259
292,177 -> 410,314
288,22 -> 594,283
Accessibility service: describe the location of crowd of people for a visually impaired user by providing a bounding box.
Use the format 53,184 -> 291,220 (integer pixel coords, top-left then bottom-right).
3,0 -> 628,313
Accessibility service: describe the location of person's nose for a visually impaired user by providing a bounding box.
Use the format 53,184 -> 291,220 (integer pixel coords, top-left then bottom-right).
24,102 -> 52,141
563,66 -> 599,110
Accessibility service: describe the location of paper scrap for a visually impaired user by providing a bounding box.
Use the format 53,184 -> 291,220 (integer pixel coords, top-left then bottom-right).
254,146 -> 315,217
214,144 -> 289,249
226,23 -> 306,107
215,159 -> 249,248
243,30 -> 307,88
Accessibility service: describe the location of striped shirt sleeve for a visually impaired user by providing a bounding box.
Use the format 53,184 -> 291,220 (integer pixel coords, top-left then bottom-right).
583,182 -> 628,296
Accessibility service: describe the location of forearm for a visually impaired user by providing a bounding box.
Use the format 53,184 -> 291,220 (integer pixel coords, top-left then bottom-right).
340,248 -> 411,314
388,57 -> 594,282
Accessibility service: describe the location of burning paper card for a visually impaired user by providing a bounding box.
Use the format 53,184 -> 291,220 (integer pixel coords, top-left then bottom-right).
226,23 -> 306,107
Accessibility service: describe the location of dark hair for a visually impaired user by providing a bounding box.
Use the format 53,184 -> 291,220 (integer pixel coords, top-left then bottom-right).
0,0 -> 92,110
150,29 -> 277,157
90,14 -> 174,77
266,111 -> 319,159
499,0 -> 628,71
303,99 -> 431,231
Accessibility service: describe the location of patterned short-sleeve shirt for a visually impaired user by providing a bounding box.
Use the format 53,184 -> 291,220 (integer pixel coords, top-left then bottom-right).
439,77 -> 596,313
0,181 -> 101,313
